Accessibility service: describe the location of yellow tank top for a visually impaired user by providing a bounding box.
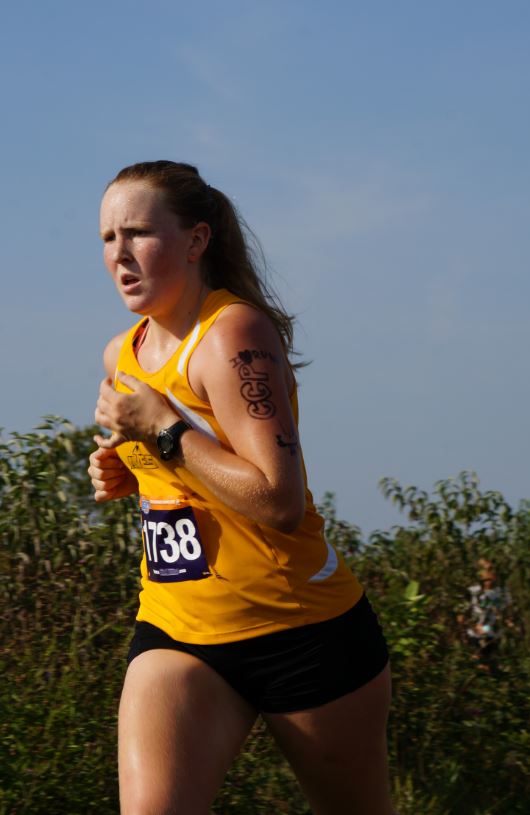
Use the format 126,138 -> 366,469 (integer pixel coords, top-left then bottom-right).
115,289 -> 363,643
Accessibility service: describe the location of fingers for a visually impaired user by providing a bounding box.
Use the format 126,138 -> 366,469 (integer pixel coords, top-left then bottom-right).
88,441 -> 135,502
96,377 -> 125,424
88,445 -> 121,480
101,371 -> 142,391
91,473 -> 126,492
92,473 -> 139,503
97,378 -> 116,411
89,444 -> 121,463
95,384 -> 119,424
95,400 -> 112,432
88,461 -> 127,482
91,382 -> 139,501
99,375 -> 119,392
94,488 -> 115,503
94,431 -> 125,449
95,376 -> 141,439
116,371 -> 142,391
99,372 -> 144,400
89,444 -> 126,483
95,373 -> 166,445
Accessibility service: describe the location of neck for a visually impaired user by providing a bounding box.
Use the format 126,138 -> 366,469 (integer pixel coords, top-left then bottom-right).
145,281 -> 211,350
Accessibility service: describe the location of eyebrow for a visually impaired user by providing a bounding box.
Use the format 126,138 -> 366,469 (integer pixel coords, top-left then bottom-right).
99,223 -> 151,239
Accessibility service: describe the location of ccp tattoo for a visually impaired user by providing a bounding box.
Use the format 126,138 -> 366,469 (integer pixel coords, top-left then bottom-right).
230,349 -> 277,420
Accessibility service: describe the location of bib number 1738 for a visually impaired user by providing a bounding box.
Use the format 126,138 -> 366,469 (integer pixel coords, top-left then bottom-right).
140,503 -> 210,583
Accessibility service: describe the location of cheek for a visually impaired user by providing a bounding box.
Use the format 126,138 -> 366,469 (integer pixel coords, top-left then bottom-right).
103,246 -> 115,274
147,245 -> 185,279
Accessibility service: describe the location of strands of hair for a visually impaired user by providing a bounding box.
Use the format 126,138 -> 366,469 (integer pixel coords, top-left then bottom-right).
109,161 -> 303,367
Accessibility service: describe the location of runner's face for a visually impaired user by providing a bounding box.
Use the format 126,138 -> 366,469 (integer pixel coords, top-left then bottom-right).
100,181 -> 197,317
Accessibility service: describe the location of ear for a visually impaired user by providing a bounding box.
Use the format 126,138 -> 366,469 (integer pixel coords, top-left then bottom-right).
188,221 -> 212,263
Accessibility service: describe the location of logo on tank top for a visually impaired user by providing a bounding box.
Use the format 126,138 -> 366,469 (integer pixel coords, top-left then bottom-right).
127,443 -> 159,470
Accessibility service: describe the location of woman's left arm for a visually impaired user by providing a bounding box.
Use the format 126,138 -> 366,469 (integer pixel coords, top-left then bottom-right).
95,305 -> 306,532
183,304 -> 305,530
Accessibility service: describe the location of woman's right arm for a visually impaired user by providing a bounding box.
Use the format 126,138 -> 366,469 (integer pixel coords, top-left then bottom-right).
88,332 -> 139,503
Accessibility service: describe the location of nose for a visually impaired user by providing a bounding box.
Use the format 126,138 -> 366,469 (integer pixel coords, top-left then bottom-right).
112,234 -> 131,263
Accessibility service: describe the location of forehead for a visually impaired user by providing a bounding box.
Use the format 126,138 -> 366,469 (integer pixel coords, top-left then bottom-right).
100,181 -> 171,224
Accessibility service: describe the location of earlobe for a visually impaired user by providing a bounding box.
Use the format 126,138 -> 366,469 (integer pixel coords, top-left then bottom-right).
187,239 -> 201,263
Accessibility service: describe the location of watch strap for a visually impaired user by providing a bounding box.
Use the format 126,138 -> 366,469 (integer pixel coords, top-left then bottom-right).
157,420 -> 192,461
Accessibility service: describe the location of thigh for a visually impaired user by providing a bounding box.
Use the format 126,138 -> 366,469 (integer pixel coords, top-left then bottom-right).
119,648 -> 257,815
263,663 -> 396,815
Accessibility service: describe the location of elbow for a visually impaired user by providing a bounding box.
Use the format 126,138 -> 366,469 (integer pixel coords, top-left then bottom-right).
263,493 -> 306,534
273,515 -> 304,534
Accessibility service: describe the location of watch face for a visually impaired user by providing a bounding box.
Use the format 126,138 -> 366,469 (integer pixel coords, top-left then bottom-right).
157,421 -> 191,461
158,430 -> 174,457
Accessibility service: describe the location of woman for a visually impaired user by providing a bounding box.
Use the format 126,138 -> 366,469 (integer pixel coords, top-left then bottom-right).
88,161 -> 396,815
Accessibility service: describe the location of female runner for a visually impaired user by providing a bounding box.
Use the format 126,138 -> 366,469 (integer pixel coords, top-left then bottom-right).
88,160 -> 396,815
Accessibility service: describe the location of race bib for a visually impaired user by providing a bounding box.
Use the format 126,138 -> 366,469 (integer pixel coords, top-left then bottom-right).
140,498 -> 210,583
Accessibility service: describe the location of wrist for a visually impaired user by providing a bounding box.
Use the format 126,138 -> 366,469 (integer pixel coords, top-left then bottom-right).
148,409 -> 180,446
156,419 -> 193,461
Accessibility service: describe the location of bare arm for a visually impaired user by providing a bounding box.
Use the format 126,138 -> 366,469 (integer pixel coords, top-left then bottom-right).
181,305 -> 305,530
95,307 -> 305,530
103,330 -> 130,379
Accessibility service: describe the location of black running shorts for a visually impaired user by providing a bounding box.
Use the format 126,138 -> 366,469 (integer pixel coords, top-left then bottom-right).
127,592 -> 389,713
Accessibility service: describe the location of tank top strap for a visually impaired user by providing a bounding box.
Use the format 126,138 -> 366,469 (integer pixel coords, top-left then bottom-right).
175,289 -> 245,380
114,318 -> 147,383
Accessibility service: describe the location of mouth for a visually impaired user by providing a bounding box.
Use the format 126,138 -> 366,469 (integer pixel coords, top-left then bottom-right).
120,273 -> 142,292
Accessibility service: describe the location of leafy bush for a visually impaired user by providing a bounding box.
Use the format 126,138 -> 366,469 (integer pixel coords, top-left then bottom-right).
326,473 -> 530,814
0,419 -> 139,814
1,423 -> 529,814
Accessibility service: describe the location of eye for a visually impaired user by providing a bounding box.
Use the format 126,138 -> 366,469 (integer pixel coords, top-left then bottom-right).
101,233 -> 115,243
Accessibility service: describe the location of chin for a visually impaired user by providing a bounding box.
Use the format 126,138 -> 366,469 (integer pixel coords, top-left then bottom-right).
119,293 -> 153,316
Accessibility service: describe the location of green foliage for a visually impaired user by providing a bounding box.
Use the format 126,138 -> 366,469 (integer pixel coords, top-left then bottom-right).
328,471 -> 530,815
1,425 -> 529,814
0,419 -> 139,814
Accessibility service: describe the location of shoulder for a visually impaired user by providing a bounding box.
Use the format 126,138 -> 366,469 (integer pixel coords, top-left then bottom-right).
190,302 -> 294,397
103,329 -> 131,377
208,302 -> 282,351
199,302 -> 288,376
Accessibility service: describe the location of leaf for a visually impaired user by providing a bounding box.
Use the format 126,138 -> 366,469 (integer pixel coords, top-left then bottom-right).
404,580 -> 420,600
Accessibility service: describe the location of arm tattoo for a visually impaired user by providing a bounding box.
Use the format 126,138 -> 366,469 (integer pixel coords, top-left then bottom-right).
230,349 -> 279,365
276,415 -> 299,456
230,349 -> 277,420
276,434 -> 299,456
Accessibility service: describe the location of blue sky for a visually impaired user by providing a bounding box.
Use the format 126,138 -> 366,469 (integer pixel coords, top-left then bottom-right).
2,1 -> 530,534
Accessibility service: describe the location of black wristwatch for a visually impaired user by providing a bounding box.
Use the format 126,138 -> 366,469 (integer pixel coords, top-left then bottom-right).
156,420 -> 192,461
